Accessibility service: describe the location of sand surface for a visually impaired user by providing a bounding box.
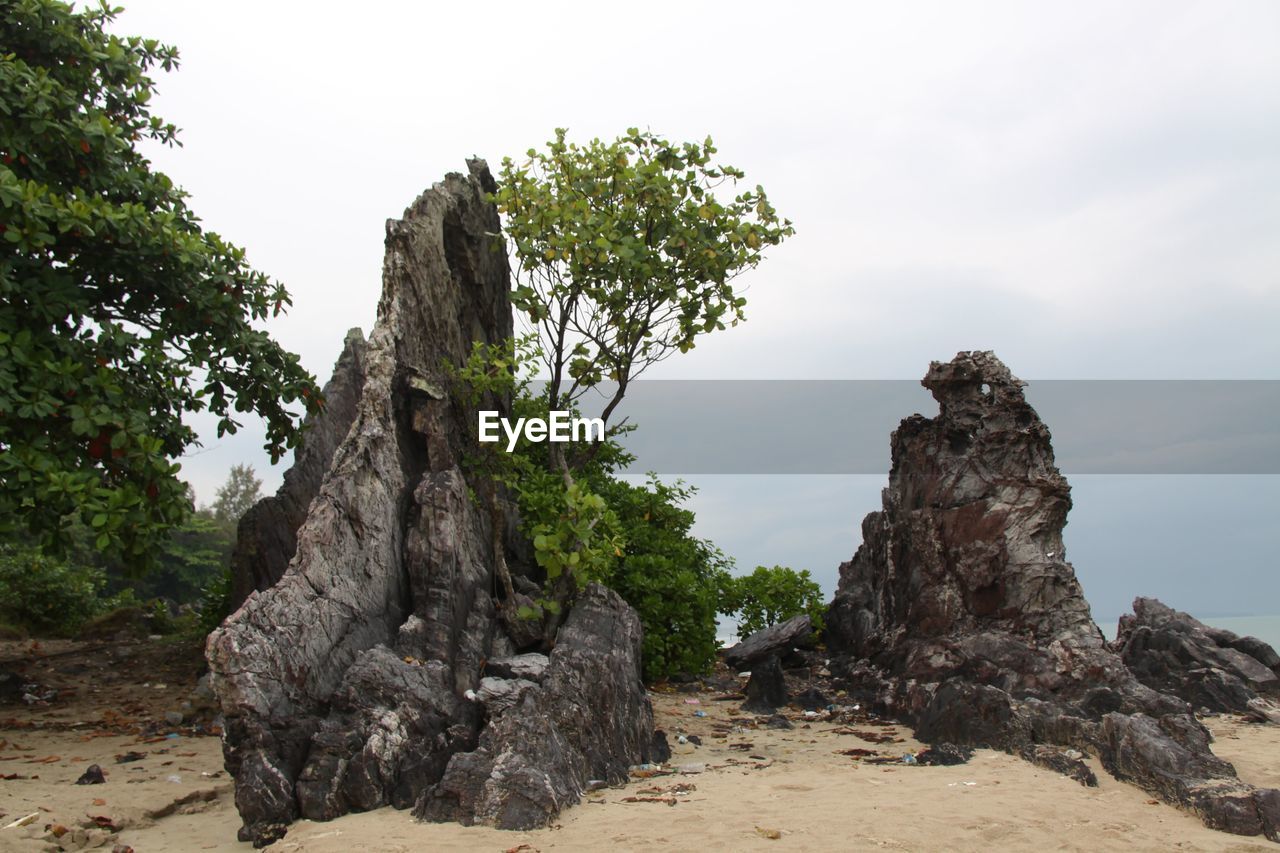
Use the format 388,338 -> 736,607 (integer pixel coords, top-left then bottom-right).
2,638 -> 1278,852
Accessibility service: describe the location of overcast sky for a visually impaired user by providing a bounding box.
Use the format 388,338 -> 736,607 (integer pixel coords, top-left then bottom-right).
109,2 -> 1279,622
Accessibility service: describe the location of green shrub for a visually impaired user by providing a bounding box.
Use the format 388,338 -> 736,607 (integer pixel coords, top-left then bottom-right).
0,544 -> 111,636
720,565 -> 825,638
594,475 -> 733,681
449,340 -> 735,679
198,565 -> 234,636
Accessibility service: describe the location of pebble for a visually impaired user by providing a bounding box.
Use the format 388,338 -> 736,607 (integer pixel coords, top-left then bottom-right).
74,764 -> 106,785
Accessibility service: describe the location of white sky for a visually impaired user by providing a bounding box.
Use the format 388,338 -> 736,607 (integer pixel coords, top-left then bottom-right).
108,1 -> 1280,617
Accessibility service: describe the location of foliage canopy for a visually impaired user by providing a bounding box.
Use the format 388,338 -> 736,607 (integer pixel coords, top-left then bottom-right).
211,463 -> 262,531
0,463 -> 246,637
0,1 -> 319,563
494,128 -> 793,441
719,564 -> 826,638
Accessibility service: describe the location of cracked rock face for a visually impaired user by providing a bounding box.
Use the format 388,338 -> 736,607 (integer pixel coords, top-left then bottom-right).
1115,597 -> 1280,720
826,351 -> 1280,841
415,584 -> 656,830
205,162 -> 656,846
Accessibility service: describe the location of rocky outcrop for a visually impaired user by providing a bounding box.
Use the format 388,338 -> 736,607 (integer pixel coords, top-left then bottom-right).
206,162 -> 657,846
723,615 -> 813,670
415,585 -> 654,829
228,328 -> 368,610
1115,597 -> 1280,720
826,351 -> 1280,841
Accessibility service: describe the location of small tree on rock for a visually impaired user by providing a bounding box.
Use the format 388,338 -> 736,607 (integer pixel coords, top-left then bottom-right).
495,127 -> 793,477
487,128 -> 793,641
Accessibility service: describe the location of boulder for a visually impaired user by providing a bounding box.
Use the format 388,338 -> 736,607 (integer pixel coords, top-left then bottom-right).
916,743 -> 974,767
1019,744 -> 1097,786
793,685 -> 829,711
1115,597 -> 1280,714
741,655 -> 788,714
724,614 -> 813,670
826,351 -> 1280,841
0,669 -> 23,704
206,162 -> 658,846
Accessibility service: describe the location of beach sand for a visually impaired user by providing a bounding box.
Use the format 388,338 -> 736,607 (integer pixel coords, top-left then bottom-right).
2,639 -> 1277,852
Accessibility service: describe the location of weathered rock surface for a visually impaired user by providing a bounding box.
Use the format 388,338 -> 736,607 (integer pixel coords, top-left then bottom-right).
474,676 -> 539,715
723,614 -> 813,670
1019,744 -> 1097,786
228,328 -> 368,610
793,685 -> 830,712
206,162 -> 656,846
1115,597 -> 1280,718
484,653 -> 550,682
916,742 -> 974,767
826,351 -> 1280,841
741,655 -> 788,714
415,584 -> 657,829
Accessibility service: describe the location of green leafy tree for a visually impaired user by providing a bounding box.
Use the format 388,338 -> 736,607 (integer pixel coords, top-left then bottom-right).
102,508 -> 232,604
0,1 -> 320,565
486,128 -> 792,638
211,463 -> 262,531
495,128 -> 793,465
720,565 -> 825,638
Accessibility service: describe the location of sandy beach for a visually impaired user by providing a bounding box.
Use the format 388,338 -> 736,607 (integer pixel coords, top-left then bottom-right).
2,637 -> 1277,853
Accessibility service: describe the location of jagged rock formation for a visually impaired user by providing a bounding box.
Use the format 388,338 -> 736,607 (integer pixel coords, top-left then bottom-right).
206,162 -> 657,847
1115,597 -> 1280,721
826,351 -> 1280,841
228,328 -> 368,610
